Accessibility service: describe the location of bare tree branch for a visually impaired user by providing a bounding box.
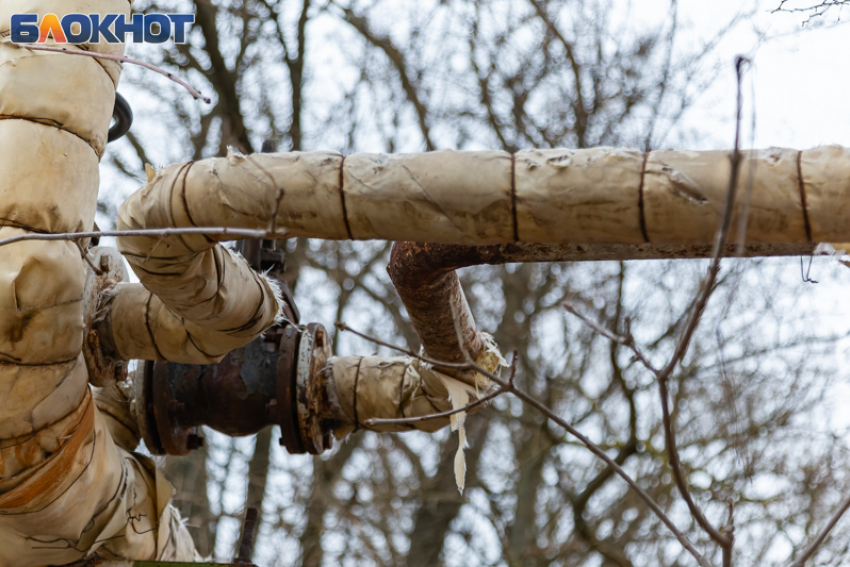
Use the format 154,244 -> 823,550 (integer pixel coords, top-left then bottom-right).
6,43 -> 211,103
562,56 -> 751,562
335,319 -> 713,567
335,4 -> 435,151
362,356 -> 515,427
774,0 -> 849,21
649,57 -> 749,554
563,301 -> 658,374
786,494 -> 850,567
0,227 -> 289,249
194,0 -> 253,152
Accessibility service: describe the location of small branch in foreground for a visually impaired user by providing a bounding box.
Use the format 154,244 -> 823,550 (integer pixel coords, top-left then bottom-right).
563,302 -> 657,373
444,305 -> 713,567
362,356 -> 516,427
4,43 -> 212,103
363,388 -> 504,427
648,56 -> 750,552
657,56 -> 749,381
0,227 -> 290,249
334,322 -> 469,371
77,240 -> 103,275
786,493 -> 850,567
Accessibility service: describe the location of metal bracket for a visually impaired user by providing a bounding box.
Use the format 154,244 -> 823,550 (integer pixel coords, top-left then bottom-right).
83,246 -> 130,387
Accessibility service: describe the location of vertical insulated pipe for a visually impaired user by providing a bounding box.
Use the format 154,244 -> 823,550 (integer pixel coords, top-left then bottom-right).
0,1 -> 197,564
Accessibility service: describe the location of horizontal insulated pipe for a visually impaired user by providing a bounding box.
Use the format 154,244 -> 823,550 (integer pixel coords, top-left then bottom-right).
124,146 -> 850,249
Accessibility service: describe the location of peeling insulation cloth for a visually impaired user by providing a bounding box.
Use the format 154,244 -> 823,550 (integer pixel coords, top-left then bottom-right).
0,1 -> 208,564
325,336 -> 507,492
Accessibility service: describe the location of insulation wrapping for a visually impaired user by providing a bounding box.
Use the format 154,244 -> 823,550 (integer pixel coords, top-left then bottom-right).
0,389 -> 193,566
330,356 -> 459,434
327,338 -> 503,435
114,161 -> 283,364
0,0 -> 196,563
124,146 -> 847,247
326,339 -> 505,491
106,278 -> 280,365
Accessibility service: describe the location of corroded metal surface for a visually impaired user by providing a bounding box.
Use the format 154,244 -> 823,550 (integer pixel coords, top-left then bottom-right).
140,327 -> 293,455
137,322 -> 338,457
83,246 -> 130,387
275,324 -> 305,454
388,243 -> 480,363
388,241 -> 817,364
295,324 -> 334,455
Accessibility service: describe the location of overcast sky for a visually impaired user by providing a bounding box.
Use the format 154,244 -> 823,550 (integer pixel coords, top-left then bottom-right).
670,0 -> 850,149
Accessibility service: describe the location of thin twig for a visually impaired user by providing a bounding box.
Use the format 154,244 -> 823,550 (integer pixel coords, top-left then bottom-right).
453,304 -> 714,567
77,241 -> 103,275
562,57 -> 751,558
0,227 -> 289,249
363,388 -> 504,426
657,57 -> 749,380
5,43 -> 211,103
565,295 -> 731,550
773,0 -> 847,21
363,346 -> 519,429
786,493 -> 850,567
334,322 -> 470,371
652,57 -> 749,551
723,499 -> 735,567
563,302 -> 657,373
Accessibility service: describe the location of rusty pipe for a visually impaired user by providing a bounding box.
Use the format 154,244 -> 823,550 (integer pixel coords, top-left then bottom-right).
388,241 -> 815,363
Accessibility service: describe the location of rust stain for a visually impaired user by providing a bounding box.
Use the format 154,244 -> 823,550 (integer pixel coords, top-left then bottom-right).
7,311 -> 36,344
0,393 -> 94,510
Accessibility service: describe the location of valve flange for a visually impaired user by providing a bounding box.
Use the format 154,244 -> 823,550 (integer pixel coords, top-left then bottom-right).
135,322 -> 335,456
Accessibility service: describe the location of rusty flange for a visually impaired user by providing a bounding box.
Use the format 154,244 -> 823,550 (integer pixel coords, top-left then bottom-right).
275,324 -> 305,454
294,323 -> 333,455
150,360 -> 204,456
134,360 -> 166,456
135,322 -> 336,457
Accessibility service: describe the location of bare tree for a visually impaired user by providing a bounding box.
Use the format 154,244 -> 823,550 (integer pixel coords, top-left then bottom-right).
97,1 -> 850,566
774,0 -> 850,22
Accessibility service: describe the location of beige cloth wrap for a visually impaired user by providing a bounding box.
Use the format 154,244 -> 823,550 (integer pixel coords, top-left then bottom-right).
122,146 -> 850,247
0,0 -> 197,564
114,159 -> 283,364
328,340 -> 506,435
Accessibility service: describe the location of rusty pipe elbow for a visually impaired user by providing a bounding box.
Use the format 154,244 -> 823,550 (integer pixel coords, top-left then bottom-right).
388,242 -> 483,363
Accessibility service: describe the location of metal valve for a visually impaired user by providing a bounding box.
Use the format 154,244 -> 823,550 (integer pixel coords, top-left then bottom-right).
134,321 -> 336,457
